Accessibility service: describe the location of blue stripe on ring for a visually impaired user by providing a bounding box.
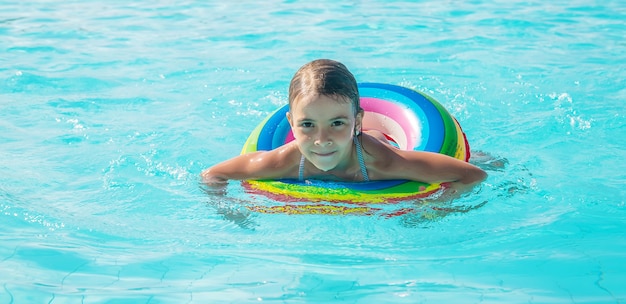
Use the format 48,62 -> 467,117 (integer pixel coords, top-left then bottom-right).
257,105 -> 289,151
277,179 -> 407,190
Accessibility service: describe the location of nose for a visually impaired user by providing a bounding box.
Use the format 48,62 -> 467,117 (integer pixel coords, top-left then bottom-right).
314,128 -> 332,146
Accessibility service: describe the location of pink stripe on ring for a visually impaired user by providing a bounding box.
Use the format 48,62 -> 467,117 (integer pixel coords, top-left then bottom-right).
360,97 -> 421,149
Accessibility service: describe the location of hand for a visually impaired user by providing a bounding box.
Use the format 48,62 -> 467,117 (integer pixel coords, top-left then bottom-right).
199,179 -> 228,196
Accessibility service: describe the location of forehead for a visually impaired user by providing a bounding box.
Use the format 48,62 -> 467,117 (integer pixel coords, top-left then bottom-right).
291,94 -> 354,118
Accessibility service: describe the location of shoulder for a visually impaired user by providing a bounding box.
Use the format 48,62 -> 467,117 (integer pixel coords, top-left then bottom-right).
262,142 -> 301,169
359,133 -> 403,178
359,133 -> 461,180
248,141 -> 302,178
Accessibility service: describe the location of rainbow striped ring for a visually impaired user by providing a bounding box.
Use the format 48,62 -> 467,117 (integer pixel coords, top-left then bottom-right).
241,83 -> 470,204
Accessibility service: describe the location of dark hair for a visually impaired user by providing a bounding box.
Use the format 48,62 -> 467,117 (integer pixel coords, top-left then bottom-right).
288,59 -> 362,115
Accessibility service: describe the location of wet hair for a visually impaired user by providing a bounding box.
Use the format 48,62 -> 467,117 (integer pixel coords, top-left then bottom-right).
288,59 -> 362,116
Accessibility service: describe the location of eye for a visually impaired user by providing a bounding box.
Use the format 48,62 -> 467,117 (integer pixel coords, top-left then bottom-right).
331,120 -> 346,127
300,122 -> 314,128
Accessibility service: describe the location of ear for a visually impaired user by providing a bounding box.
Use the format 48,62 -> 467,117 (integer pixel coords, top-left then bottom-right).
354,110 -> 364,135
286,112 -> 294,128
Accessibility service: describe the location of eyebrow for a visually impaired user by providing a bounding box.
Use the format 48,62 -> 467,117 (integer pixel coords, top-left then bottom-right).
296,115 -> 350,122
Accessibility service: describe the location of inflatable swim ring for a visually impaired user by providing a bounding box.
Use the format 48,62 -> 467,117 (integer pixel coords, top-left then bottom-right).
241,83 -> 470,205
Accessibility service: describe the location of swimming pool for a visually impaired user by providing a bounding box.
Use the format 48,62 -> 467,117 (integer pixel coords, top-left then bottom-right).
2,0 -> 625,302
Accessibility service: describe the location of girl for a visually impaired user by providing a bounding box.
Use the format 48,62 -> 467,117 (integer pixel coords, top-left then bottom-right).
202,59 -> 486,198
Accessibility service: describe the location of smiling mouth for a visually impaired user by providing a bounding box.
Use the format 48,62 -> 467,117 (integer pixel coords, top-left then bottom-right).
313,151 -> 336,157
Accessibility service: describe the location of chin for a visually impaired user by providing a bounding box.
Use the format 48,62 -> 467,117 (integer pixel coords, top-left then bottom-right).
312,162 -> 337,172
314,165 -> 335,172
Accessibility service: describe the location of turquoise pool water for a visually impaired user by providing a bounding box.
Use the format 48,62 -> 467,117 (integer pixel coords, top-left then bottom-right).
2,0 -> 625,303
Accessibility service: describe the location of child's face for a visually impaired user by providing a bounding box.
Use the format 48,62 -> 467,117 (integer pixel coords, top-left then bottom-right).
287,94 -> 362,172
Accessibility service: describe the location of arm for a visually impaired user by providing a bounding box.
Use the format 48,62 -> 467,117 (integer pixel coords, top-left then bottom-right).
388,150 -> 487,197
201,152 -> 263,187
200,144 -> 298,187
